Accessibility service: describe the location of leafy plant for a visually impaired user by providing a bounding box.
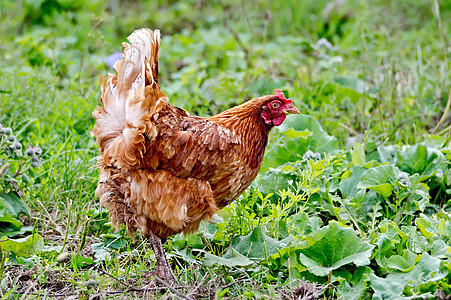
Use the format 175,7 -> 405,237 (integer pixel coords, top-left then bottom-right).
0,122 -> 43,258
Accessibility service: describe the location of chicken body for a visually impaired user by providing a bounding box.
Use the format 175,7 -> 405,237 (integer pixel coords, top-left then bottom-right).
92,28 -> 299,284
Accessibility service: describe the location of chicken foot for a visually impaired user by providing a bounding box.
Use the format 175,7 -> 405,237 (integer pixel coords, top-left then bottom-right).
148,231 -> 176,286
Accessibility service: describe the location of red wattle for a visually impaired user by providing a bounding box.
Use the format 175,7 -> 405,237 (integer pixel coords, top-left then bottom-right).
272,114 -> 286,126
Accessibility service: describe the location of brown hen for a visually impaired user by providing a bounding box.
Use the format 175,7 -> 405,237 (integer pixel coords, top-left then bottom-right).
92,28 -> 299,285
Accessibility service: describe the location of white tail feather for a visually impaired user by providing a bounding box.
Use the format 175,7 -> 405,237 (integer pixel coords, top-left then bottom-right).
92,29 -> 164,168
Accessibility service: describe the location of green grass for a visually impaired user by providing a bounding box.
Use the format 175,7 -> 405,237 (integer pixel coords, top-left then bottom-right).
0,0 -> 450,299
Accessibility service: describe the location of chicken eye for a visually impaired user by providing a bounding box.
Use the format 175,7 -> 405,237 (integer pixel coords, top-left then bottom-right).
271,102 -> 280,109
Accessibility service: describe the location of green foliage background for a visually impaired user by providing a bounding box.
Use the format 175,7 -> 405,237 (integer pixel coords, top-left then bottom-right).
0,0 -> 450,298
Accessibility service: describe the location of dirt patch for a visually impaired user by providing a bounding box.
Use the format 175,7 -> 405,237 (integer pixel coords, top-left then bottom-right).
280,280 -> 324,300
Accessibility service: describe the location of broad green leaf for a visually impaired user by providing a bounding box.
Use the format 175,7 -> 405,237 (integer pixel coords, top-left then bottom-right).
200,221 -> 219,241
386,250 -> 420,272
373,145 -> 398,163
397,144 -> 428,174
374,234 -> 396,270
266,245 -> 307,279
290,212 -> 322,236
100,233 -> 128,250
254,165 -> 297,196
0,234 -> 43,257
370,253 -> 448,299
91,242 -> 111,262
172,232 -> 204,249
261,137 -> 309,172
279,115 -> 339,154
374,221 -> 422,271
228,226 -> 291,260
401,226 -> 429,253
0,211 -> 23,232
336,267 -> 372,300
352,142 -> 365,166
1,226 -> 32,237
204,248 -> 253,267
365,183 -> 392,197
396,145 -> 445,180
186,234 -> 204,249
339,166 -> 368,199
72,254 -> 95,268
172,248 -> 198,264
357,165 -> 396,197
282,128 -> 312,139
261,114 -> 338,171
298,222 -> 373,276
0,192 -> 30,218
430,240 -> 449,259
415,215 -> 437,239
379,220 -> 406,244
211,222 -> 227,243
0,192 -> 29,235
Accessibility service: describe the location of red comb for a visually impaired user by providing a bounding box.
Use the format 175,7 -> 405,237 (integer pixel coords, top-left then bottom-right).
275,89 -> 292,104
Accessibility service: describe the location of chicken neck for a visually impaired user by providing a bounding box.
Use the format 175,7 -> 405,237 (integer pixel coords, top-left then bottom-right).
209,97 -> 272,169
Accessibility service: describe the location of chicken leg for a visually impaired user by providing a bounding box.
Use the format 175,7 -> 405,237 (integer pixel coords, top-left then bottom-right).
148,231 -> 176,285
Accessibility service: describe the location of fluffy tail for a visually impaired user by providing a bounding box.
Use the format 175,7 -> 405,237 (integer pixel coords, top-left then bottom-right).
92,29 -> 165,169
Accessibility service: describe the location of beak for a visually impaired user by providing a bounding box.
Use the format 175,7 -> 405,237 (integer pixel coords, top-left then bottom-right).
284,103 -> 300,114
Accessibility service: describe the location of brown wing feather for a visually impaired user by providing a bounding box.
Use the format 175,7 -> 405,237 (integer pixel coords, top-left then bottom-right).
143,110 -> 240,179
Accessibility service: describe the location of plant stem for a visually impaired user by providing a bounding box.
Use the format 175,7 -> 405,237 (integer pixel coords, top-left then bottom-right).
13,160 -> 24,177
394,195 -> 410,224
377,93 -> 385,135
431,88 -> 451,134
432,0 -> 449,83
0,162 -> 10,178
